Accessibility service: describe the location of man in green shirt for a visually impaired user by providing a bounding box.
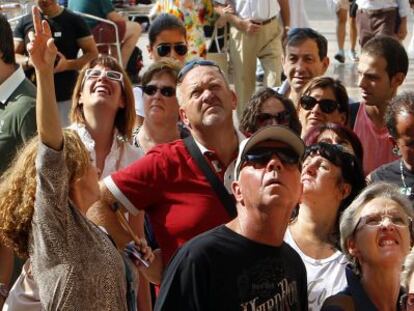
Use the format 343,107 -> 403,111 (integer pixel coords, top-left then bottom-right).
0,14 -> 37,309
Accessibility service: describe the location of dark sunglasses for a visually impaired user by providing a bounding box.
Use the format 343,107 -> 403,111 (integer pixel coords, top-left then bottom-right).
242,147 -> 300,168
156,43 -> 188,57
177,59 -> 222,82
300,95 -> 339,113
257,111 -> 290,125
304,142 -> 356,169
142,85 -> 176,97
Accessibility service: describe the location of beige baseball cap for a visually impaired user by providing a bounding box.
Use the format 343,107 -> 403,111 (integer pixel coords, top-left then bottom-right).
234,126 -> 305,179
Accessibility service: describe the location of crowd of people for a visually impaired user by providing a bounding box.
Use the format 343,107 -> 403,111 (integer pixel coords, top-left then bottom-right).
1,0 -> 414,310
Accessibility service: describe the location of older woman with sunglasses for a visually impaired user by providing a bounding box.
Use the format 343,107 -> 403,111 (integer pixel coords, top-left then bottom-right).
285,142 -> 365,310
239,87 -> 302,136
298,76 -> 349,138
134,59 -> 183,153
134,14 -> 187,126
322,183 -> 414,310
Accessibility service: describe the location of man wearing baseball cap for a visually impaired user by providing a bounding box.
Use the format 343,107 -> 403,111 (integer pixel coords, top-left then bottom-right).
155,125 -> 308,310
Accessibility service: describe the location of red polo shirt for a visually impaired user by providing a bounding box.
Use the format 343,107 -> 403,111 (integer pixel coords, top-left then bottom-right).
104,139 -> 234,264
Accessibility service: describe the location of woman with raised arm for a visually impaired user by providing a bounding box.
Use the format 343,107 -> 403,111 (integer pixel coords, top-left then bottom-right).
0,7 -> 153,310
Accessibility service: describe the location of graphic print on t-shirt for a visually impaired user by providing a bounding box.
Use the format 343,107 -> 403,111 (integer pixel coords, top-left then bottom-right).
238,257 -> 300,310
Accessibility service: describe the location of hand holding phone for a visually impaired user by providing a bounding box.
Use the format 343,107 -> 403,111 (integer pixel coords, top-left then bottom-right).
124,241 -> 150,268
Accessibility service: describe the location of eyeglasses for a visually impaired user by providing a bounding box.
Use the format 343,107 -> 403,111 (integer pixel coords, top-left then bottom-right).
400,293 -> 414,311
156,43 -> 188,57
83,68 -> 124,88
142,85 -> 176,97
257,111 -> 290,125
177,59 -> 222,82
300,95 -> 339,114
242,147 -> 300,168
353,213 -> 412,235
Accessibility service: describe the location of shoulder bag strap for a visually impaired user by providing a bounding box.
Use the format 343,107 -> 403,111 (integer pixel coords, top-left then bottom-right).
349,102 -> 360,129
183,136 -> 237,218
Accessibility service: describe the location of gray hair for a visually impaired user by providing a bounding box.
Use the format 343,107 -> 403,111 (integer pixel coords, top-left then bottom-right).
402,249 -> 414,290
176,65 -> 231,107
340,182 -> 414,273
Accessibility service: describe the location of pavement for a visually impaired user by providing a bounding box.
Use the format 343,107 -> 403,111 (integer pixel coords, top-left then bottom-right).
135,1 -> 414,101
305,0 -> 414,99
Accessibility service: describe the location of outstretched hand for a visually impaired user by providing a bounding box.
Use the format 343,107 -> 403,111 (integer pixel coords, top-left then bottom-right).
27,6 -> 57,73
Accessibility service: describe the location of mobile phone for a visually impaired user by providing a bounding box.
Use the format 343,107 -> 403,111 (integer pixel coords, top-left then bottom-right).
214,0 -> 227,4
125,243 -> 150,268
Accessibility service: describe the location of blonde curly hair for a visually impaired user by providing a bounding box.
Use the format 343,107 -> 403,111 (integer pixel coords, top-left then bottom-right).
0,130 -> 90,258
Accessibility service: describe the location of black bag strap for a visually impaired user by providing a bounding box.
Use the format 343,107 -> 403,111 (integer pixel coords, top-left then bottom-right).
183,136 -> 237,218
349,102 -> 360,129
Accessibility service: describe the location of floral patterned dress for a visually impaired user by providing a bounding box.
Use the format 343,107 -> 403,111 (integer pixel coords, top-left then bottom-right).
151,0 -> 216,59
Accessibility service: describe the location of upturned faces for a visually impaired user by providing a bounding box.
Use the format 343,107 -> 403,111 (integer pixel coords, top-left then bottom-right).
177,61 -> 236,130
233,127 -> 305,213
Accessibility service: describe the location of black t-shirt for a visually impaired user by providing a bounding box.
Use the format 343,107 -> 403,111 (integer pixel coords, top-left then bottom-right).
370,159 -> 414,201
14,9 -> 91,101
155,225 -> 308,311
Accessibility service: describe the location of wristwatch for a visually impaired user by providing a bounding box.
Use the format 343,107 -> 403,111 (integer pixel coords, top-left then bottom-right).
0,283 -> 9,299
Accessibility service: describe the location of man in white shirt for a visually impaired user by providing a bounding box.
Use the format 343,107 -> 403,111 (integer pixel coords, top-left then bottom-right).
278,28 -> 330,107
217,0 -> 290,118
356,0 -> 410,46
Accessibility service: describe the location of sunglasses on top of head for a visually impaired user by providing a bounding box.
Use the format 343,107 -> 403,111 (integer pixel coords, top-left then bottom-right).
142,85 -> 176,97
300,95 -> 339,114
177,59 -> 222,82
156,43 -> 188,57
242,147 -> 300,168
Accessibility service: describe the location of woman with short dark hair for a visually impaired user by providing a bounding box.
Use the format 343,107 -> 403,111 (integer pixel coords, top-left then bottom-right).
298,76 -> 349,138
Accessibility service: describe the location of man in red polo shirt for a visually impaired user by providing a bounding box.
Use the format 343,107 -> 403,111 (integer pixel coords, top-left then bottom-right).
91,60 -> 242,283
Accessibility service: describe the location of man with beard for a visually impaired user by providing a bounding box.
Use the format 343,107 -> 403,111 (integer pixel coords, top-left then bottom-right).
352,35 -> 408,175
